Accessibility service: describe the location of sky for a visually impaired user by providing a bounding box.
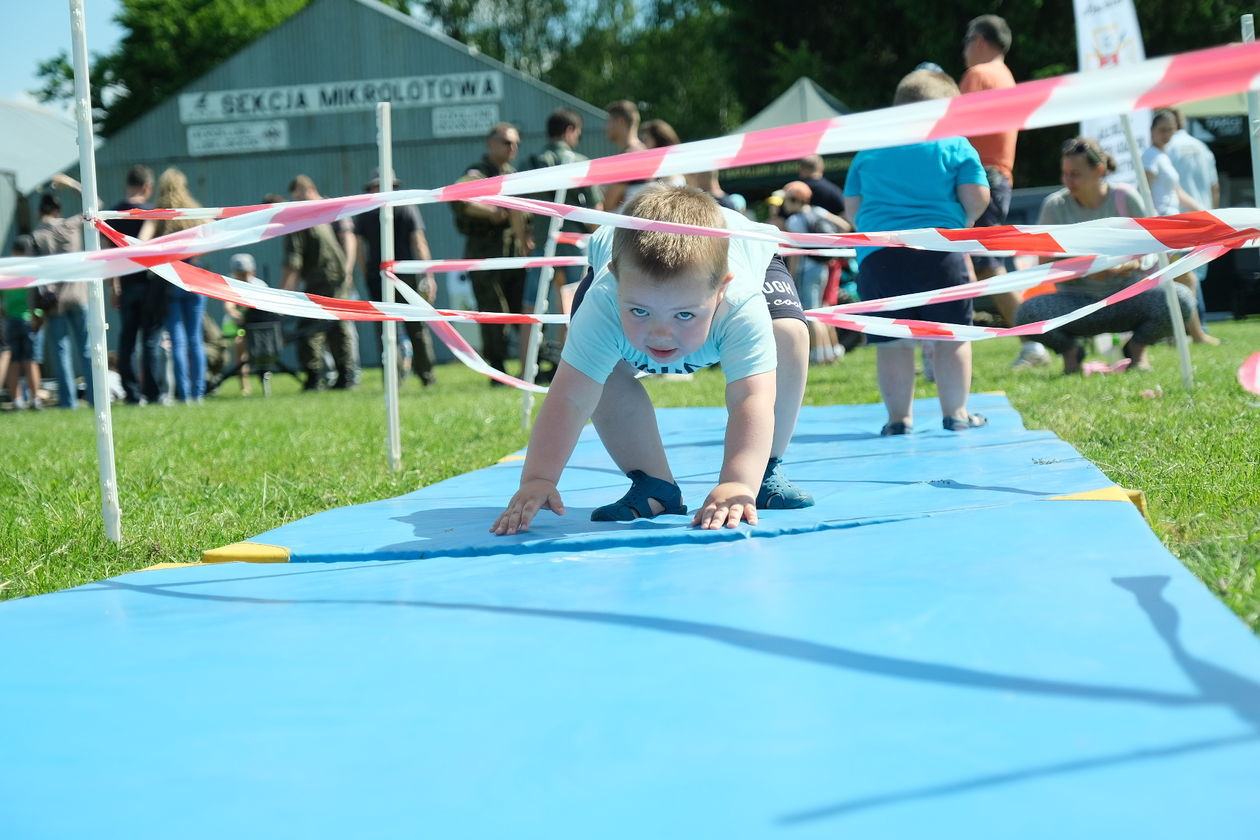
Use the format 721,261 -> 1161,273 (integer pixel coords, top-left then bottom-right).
1,0 -> 124,111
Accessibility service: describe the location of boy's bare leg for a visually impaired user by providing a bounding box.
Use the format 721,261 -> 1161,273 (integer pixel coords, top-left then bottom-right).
931,339 -> 972,423
876,339 -> 917,426
591,360 -> 673,484
772,317 -> 809,458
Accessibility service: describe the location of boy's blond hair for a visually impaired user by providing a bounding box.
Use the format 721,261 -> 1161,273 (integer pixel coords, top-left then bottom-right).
893,69 -> 960,105
611,185 -> 729,287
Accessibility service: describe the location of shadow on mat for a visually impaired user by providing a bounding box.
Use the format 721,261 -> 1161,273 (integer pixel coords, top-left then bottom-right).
776,732 -> 1259,825
95,577 -> 1219,712
379,506 -> 697,558
776,575 -> 1260,825
1115,576 -> 1260,728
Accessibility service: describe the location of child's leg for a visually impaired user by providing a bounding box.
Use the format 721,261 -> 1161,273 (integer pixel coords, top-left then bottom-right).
772,317 -> 809,459
25,361 -> 41,396
875,339 -> 917,426
591,360 -> 673,484
931,340 -> 972,423
589,361 -> 685,520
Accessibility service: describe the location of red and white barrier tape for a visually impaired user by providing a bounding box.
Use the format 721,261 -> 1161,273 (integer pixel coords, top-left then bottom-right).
389,248 -> 858,274
387,255 -> 587,274
385,270 -> 547,392
822,254 -> 1134,315
94,222 -> 566,326
5,40 -> 1259,288
82,41 -> 1260,219
808,245 -> 1227,341
477,194 -> 1260,258
555,231 -> 588,248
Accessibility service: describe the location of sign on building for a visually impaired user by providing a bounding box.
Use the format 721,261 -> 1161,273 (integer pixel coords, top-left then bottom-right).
187,120 -> 290,156
179,72 -> 503,124
432,104 -> 500,138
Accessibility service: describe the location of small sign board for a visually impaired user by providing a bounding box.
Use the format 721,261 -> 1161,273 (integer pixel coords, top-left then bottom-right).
187,120 -> 290,157
432,104 -> 500,139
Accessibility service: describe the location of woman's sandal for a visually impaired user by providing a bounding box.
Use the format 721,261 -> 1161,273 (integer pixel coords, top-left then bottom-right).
880,421 -> 912,436
942,413 -> 988,431
591,470 -> 687,522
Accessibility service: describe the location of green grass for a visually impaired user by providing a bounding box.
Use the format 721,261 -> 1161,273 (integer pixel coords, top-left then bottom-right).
3,320 -> 1258,631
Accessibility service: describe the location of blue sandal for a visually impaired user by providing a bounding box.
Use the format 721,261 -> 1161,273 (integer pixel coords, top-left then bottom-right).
757,458 -> 815,509
591,470 -> 687,521
942,413 -> 988,431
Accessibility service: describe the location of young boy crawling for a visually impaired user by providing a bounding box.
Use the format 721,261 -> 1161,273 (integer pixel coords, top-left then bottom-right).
491,185 -> 814,535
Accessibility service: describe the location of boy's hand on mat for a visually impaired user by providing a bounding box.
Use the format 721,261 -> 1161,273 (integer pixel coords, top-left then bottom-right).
491,479 -> 566,535
693,482 -> 758,530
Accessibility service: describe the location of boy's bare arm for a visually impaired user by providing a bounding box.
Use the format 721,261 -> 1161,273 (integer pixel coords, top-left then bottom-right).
491,362 -> 604,535
694,370 -> 776,530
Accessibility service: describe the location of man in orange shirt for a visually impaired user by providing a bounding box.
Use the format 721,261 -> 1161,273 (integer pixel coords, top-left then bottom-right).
962,14 -> 1050,369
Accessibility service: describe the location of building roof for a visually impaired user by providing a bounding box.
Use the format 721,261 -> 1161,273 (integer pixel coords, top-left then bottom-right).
0,99 -> 79,192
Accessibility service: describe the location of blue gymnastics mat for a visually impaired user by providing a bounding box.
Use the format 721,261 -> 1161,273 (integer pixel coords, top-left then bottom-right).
2,394 -> 1258,839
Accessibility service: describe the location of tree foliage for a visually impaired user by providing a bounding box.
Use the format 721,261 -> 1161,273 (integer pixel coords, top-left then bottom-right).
35,0 -> 411,137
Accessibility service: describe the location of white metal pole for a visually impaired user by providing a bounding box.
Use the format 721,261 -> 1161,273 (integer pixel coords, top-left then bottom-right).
69,0 -> 121,542
521,188 -> 567,429
1243,15 -> 1260,207
377,103 -> 402,470
1120,114 -> 1193,389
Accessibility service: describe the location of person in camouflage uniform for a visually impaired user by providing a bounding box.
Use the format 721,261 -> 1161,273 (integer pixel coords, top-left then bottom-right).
451,123 -> 531,378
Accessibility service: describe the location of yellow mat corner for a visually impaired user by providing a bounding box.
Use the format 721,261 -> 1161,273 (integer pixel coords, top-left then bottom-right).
1047,485 -> 1148,518
200,541 -> 292,564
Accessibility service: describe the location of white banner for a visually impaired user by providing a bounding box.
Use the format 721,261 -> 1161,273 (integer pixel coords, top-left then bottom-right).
432,104 -> 500,138
179,71 -> 503,124
187,120 -> 289,156
1074,0 -> 1151,184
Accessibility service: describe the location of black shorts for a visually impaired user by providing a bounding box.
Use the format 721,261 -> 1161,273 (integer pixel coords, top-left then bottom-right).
570,255 -> 807,323
856,247 -> 972,345
972,168 -> 1012,272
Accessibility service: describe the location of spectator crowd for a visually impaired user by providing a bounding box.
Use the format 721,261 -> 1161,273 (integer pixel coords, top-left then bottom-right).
3,13 -> 1225,430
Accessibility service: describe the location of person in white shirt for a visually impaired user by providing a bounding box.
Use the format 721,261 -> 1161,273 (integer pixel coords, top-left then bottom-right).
1166,107 -> 1220,328
1143,109 -> 1217,344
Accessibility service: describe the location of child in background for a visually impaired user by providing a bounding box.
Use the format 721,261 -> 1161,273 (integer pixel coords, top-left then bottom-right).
844,69 -> 991,435
3,236 -> 45,410
492,185 -> 813,535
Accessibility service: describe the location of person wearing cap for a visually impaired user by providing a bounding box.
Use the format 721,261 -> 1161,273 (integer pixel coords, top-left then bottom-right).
765,189 -> 788,231
222,253 -> 269,395
781,180 -> 849,365
355,169 -> 438,387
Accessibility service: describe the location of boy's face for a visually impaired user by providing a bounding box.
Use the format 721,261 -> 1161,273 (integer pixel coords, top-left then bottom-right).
611,262 -> 732,365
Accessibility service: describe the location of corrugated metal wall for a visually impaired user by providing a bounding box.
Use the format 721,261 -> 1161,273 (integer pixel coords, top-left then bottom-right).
86,0 -> 617,364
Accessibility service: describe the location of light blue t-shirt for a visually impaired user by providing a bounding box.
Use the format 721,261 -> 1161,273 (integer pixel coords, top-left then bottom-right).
844,137 -> 987,263
562,208 -> 778,383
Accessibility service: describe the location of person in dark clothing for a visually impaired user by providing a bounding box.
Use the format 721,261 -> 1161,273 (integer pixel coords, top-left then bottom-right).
796,155 -> 847,216
107,165 -> 166,404
355,169 -> 438,386
450,122 -> 531,379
